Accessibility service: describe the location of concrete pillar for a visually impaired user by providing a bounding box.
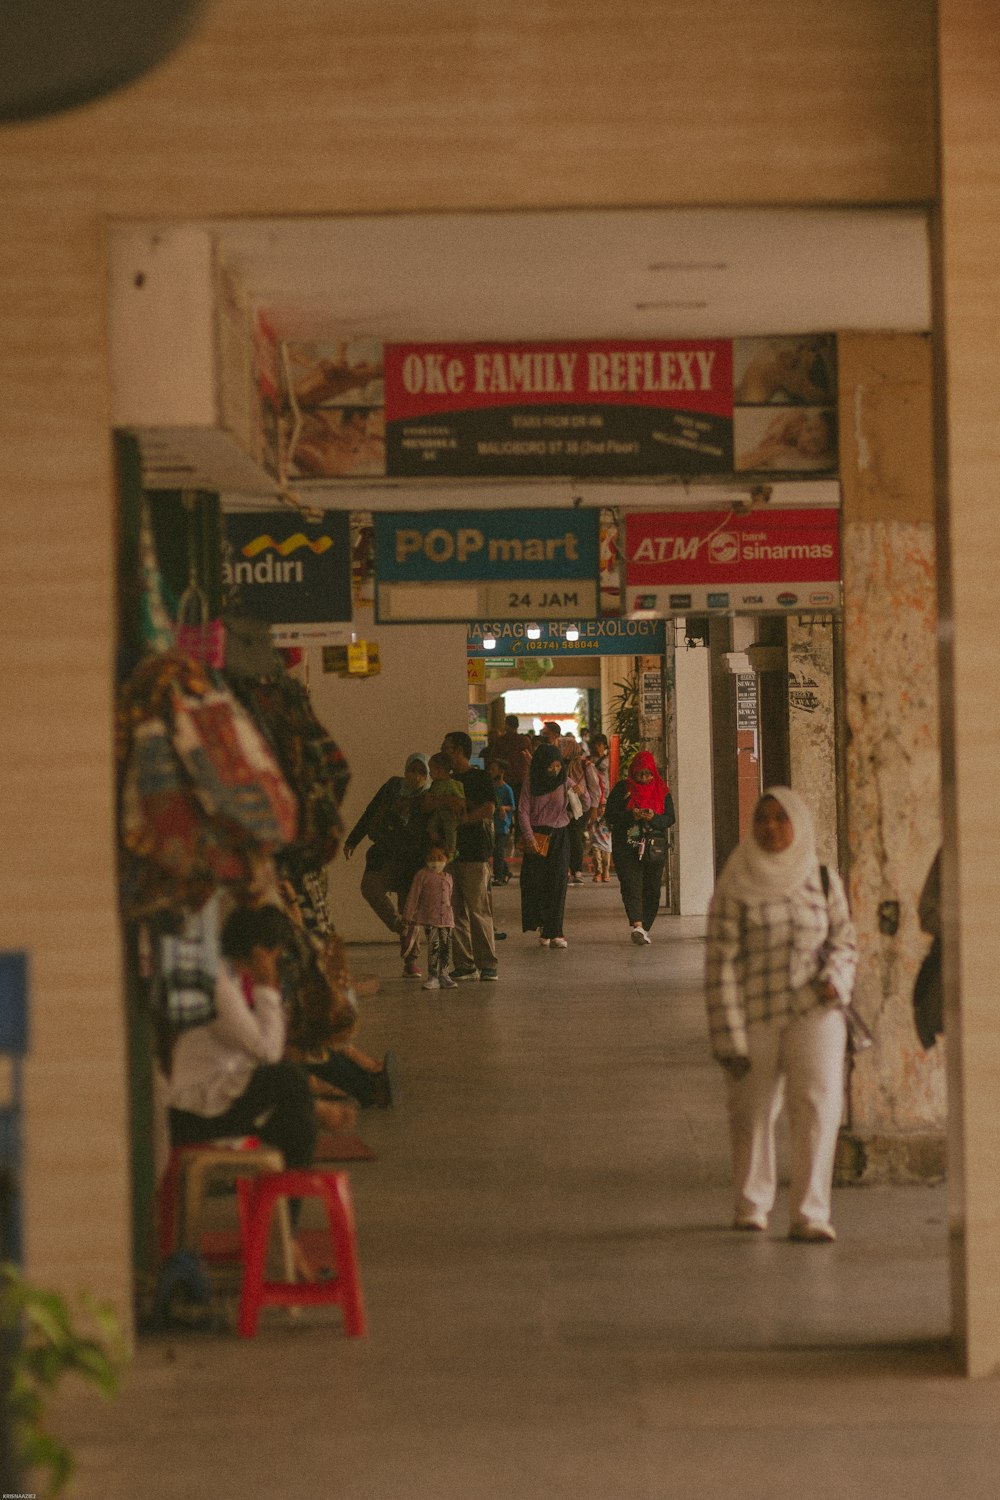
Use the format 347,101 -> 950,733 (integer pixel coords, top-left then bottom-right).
838,333 -> 944,1179
675,631 -> 716,915
787,615 -> 838,866
937,0 -> 1000,1377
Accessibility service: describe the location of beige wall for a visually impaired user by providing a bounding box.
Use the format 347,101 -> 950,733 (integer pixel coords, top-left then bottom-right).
306,613 -> 469,943
0,0 -> 938,1327
938,0 -> 1000,1377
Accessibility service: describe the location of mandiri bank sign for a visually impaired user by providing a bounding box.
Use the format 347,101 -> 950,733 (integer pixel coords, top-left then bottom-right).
625,507 -> 841,615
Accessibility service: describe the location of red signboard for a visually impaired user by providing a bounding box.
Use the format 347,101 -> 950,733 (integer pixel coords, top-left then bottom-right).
383,339 -> 734,478
625,507 -> 841,614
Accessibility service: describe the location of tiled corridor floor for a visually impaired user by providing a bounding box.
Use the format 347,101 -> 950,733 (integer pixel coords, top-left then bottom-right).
58,882 -> 1000,1499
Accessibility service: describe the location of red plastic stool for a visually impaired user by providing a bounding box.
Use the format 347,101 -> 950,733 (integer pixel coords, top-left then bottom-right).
156,1137 -> 287,1264
236,1169 -> 366,1339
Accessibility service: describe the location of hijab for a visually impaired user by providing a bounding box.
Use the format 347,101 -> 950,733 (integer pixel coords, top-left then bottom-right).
399,752 -> 431,796
716,786 -> 819,903
625,750 -> 670,814
529,742 -> 566,796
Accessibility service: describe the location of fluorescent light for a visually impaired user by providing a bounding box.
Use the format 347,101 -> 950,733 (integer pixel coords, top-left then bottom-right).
482,635 -> 497,650
526,622 -> 542,639
564,625 -> 580,641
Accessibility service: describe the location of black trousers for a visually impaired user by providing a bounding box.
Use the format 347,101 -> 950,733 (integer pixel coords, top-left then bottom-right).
169,1061 -> 317,1168
567,815 -> 587,876
520,824 -> 570,940
305,1052 -> 380,1109
613,841 -> 665,931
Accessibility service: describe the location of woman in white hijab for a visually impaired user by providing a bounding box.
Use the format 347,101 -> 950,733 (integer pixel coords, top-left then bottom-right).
705,787 -> 858,1242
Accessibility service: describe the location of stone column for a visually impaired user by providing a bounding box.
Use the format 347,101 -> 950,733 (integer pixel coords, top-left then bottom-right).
837,332 -> 944,1180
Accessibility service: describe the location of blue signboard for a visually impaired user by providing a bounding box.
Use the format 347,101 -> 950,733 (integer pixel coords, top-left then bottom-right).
467,618 -> 666,657
222,510 -> 352,626
373,508 -> 600,584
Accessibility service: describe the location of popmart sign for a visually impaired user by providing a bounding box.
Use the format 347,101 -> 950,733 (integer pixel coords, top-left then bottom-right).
626,508 -> 840,585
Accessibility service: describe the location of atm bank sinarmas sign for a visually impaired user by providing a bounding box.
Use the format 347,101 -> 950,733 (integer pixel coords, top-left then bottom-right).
373,509 -> 600,622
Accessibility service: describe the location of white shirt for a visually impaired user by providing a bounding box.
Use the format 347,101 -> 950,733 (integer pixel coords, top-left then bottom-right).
705,866 -> 858,1060
167,961 -> 286,1117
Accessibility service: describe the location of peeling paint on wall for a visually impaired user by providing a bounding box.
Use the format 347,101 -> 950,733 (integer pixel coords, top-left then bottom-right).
843,517 -> 944,1134
787,616 -> 837,865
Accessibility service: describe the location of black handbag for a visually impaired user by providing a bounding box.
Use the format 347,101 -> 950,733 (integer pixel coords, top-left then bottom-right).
913,935 -> 943,1049
844,1003 -> 874,1055
818,864 -> 873,1056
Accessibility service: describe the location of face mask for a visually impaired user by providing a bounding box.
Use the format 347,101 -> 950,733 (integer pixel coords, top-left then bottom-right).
428,861 -> 447,873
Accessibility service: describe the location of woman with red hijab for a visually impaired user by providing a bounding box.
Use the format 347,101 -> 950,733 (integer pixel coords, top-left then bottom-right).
603,751 -> 676,944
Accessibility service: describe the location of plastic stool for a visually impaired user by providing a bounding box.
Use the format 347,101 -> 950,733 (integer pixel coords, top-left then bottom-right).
236,1170 -> 366,1339
157,1141 -> 295,1284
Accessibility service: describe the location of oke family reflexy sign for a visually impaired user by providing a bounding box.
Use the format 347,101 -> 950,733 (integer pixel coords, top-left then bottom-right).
282,336 -> 838,483
222,510 -> 352,638
384,340 -> 734,478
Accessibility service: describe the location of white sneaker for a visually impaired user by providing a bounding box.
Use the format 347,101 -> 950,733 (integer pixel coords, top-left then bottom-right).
630,926 -> 650,946
733,1213 -> 768,1232
539,937 -> 551,947
551,937 -> 568,949
789,1221 -> 837,1243
422,977 -> 441,990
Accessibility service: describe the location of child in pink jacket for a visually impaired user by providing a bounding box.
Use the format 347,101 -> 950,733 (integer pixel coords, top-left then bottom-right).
402,845 -> 457,990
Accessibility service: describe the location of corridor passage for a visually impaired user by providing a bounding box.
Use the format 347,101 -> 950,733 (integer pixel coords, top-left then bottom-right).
61,883 -> 1000,1500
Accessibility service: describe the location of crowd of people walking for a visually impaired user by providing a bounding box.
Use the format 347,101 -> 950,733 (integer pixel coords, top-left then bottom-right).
165,703 -> 863,1258
342,723 -> 678,972
339,726 -> 861,1246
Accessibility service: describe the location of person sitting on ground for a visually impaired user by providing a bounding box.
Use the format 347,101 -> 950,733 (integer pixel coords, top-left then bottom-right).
403,843 -> 457,990
166,904 -> 356,1171
604,751 -> 675,944
488,758 -> 516,885
344,752 -> 431,978
283,929 -> 395,1109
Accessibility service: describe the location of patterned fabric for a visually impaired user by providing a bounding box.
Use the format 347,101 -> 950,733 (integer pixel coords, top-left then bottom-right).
228,674 -> 351,871
426,926 -> 452,978
157,893 -> 222,1030
284,929 -> 359,1054
705,865 -> 858,1060
117,652 -> 297,916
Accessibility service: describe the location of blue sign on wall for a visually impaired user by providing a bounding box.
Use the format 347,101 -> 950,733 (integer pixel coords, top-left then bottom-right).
374,508 -> 600,584
223,510 -> 352,625
467,618 -> 666,657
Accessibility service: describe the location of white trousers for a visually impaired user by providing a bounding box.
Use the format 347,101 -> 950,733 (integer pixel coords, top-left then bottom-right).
725,1004 -> 847,1229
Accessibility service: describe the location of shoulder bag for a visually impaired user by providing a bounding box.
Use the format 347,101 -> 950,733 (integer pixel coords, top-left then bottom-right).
819,864 -> 873,1055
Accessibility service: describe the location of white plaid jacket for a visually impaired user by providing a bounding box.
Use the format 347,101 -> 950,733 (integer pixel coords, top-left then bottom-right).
705,865 -> 858,1060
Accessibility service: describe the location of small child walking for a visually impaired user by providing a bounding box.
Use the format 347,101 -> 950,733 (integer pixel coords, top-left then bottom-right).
402,845 -> 457,990
488,758 -> 516,885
